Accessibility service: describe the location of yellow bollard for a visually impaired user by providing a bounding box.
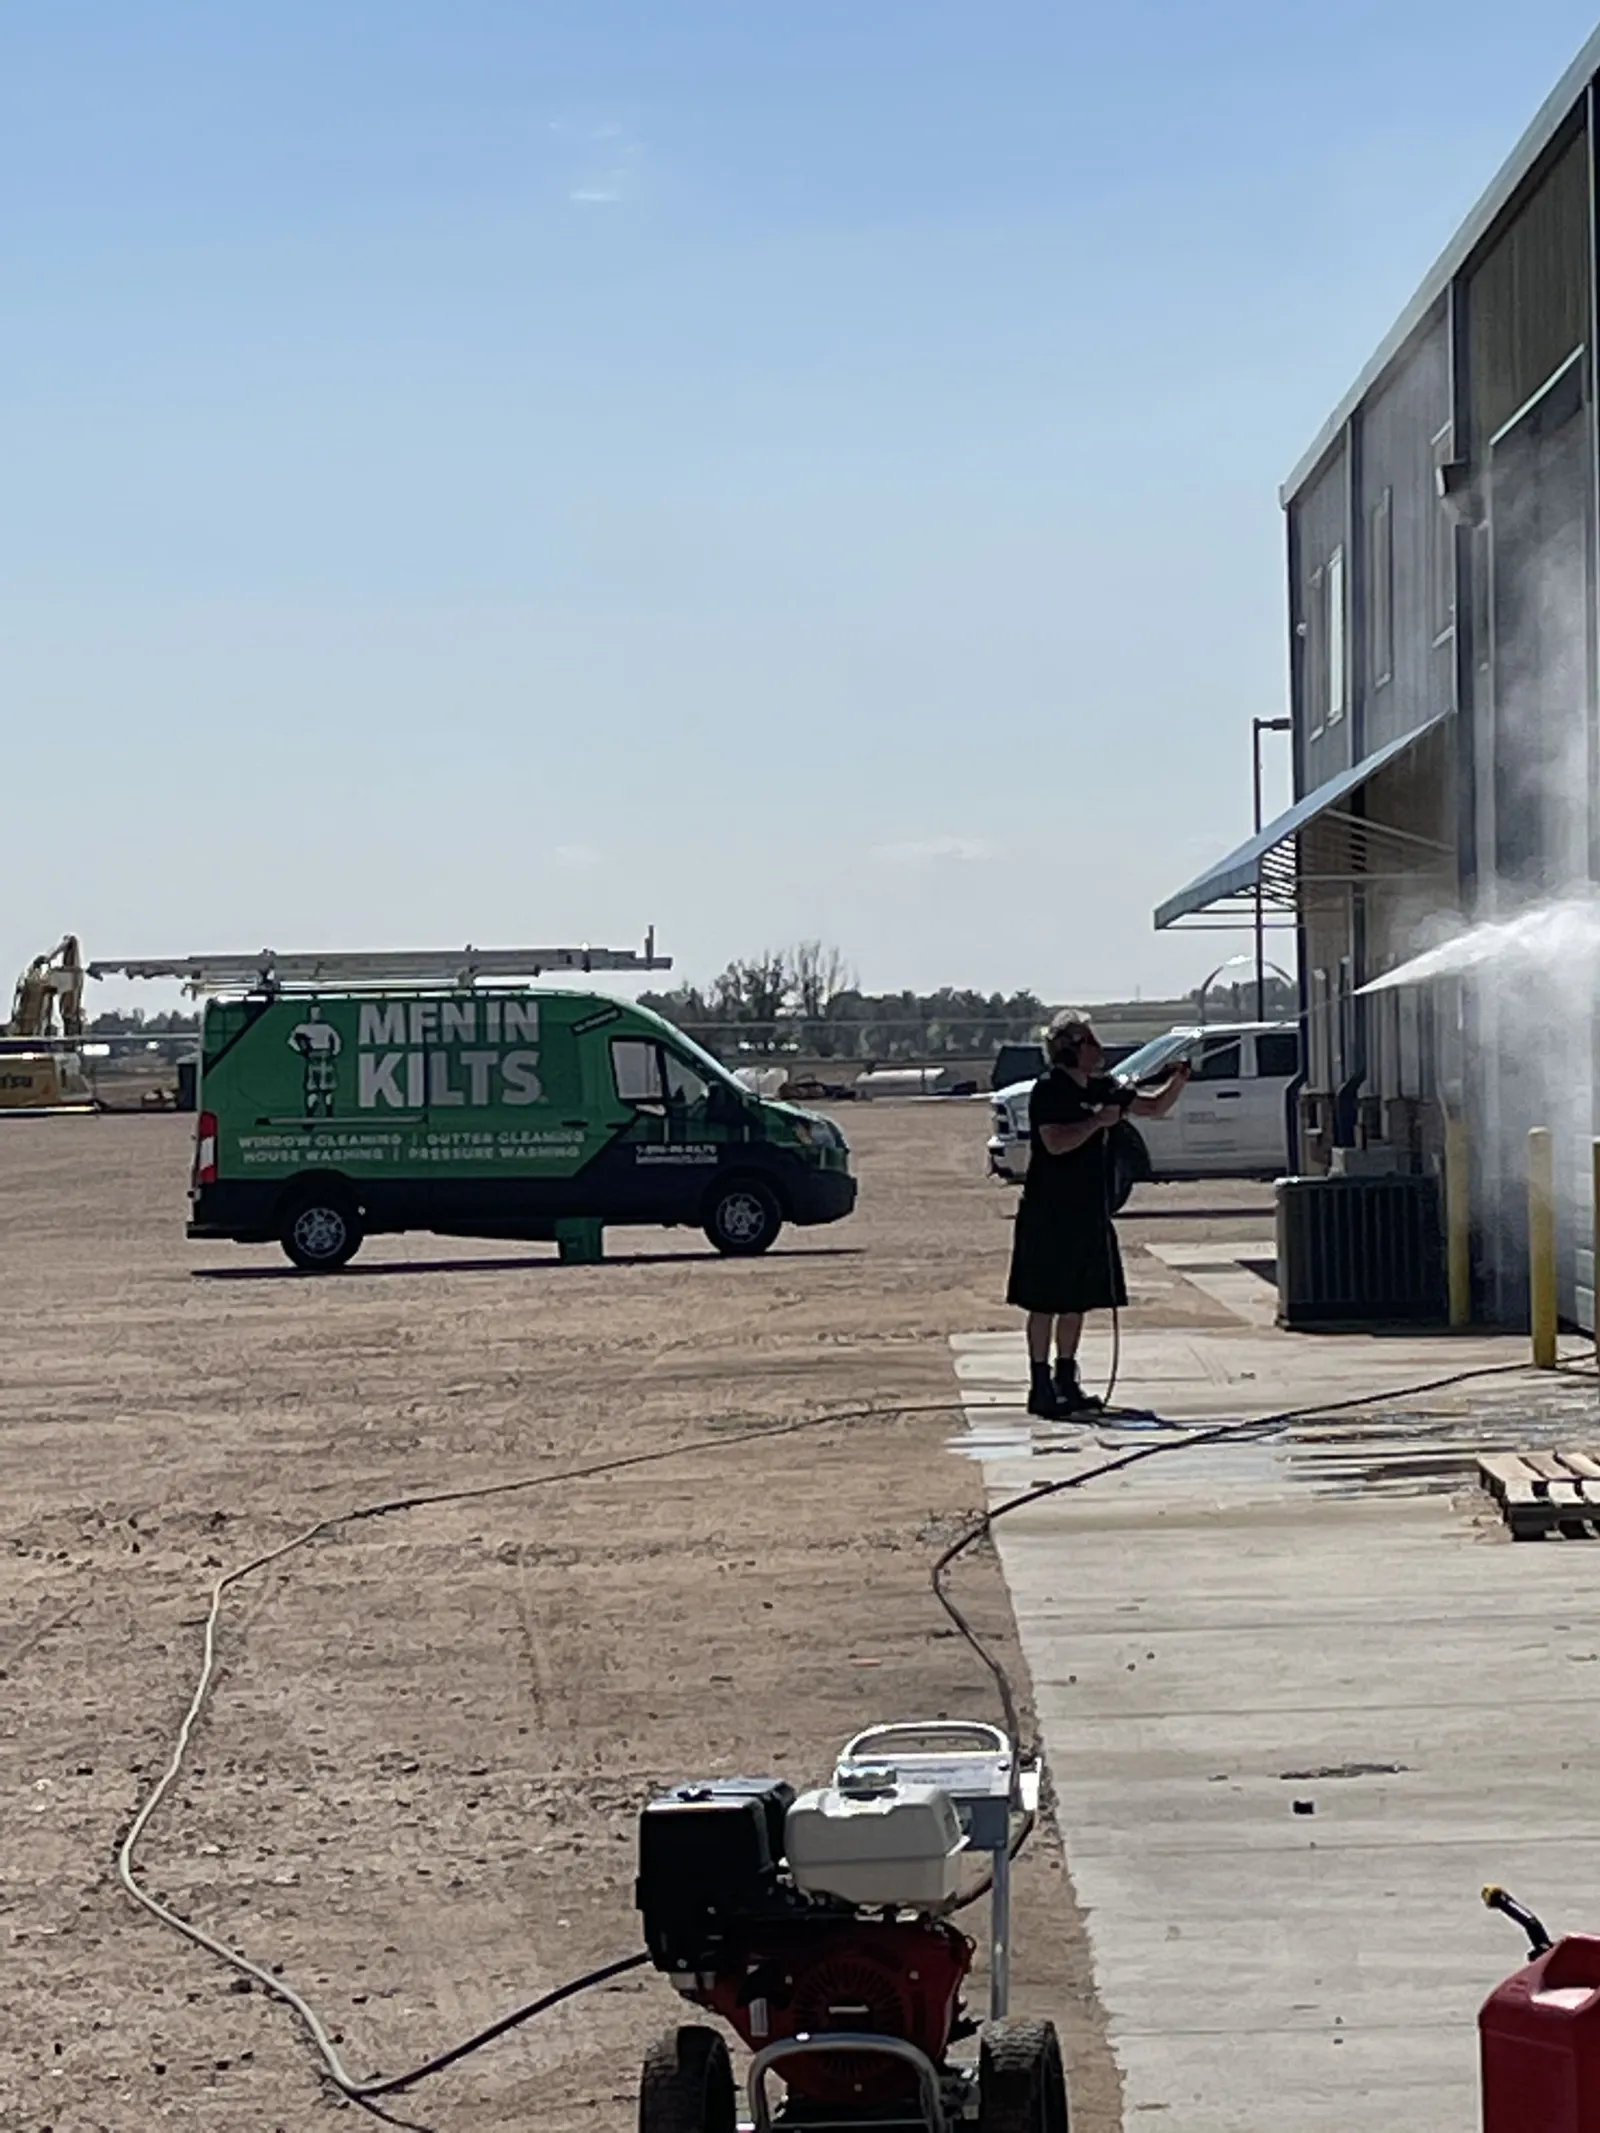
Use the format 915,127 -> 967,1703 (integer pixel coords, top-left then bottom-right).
1445,1114 -> 1471,1329
1528,1127 -> 1558,1369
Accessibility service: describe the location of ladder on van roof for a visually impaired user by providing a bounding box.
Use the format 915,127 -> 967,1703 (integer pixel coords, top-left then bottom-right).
88,933 -> 670,995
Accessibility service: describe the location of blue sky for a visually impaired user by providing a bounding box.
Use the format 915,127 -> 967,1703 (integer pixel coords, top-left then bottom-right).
7,0 -> 1600,1009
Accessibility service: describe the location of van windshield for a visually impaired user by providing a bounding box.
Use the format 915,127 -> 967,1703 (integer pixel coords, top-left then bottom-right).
1112,1033 -> 1190,1086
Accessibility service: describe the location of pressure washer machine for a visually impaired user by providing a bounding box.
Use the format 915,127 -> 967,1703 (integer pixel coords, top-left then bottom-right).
635,1721 -> 1058,2132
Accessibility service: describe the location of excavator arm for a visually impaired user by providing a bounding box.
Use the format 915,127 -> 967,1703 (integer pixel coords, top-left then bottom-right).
8,936 -> 85,1039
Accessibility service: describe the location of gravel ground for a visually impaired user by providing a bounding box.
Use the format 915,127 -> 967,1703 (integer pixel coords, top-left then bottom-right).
1,1100 -> 1271,2133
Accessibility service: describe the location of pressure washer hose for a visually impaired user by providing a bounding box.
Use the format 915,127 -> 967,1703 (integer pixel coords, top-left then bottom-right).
118,1357 -> 1594,2110
116,1402 -> 975,2107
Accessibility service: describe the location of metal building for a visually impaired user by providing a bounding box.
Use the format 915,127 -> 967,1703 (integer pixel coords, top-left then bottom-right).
1155,27 -> 1600,1326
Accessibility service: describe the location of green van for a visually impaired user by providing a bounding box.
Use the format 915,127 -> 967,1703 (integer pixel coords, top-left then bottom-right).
187,987 -> 857,1270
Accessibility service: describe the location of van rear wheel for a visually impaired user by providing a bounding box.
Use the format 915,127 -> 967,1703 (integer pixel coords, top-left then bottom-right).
704,1178 -> 782,1257
280,1188 -> 363,1272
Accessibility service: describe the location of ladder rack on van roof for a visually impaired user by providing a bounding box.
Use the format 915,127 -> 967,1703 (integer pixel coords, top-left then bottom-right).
88,934 -> 670,997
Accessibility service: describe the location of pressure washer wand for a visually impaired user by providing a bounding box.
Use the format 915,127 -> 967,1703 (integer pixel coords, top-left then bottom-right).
1483,1884 -> 1555,1959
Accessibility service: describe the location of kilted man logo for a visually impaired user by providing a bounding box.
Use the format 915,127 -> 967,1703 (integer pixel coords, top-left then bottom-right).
289,1002 -> 343,1118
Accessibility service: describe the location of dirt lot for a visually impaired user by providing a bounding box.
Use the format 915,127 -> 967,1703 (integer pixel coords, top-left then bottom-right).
0,1103 -> 1269,2133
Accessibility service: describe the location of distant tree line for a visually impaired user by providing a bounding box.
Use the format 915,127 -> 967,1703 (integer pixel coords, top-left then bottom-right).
89,1009 -> 201,1034
642,942 -> 1052,1061
643,943 -> 1303,1065
87,1007 -> 200,1065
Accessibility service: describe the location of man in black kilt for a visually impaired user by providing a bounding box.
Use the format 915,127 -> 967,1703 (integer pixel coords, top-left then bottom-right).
1007,1011 -> 1190,1418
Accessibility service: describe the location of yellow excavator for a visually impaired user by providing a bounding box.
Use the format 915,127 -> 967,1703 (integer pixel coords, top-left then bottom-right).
3,935 -> 93,1111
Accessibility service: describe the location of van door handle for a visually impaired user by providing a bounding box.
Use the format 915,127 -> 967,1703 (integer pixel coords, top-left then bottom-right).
1215,1091 -> 1243,1100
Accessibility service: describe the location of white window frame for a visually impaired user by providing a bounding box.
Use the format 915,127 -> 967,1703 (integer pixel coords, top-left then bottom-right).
1326,545 -> 1346,726
1305,564 -> 1327,740
1368,487 -> 1394,689
1429,423 -> 1457,648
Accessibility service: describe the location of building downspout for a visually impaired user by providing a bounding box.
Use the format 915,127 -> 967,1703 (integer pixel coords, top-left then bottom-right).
1584,78 -> 1600,1329
1287,493 -> 1309,1175
1345,411 -> 1370,1149
1444,263 -> 1479,1315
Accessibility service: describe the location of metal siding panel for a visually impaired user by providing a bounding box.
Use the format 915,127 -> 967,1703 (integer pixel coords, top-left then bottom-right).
1467,129 -> 1590,448
1303,907 -> 1348,1090
1358,315 -> 1451,753
1360,729 -> 1456,1038
1486,358 -> 1590,893
1293,442 -> 1351,793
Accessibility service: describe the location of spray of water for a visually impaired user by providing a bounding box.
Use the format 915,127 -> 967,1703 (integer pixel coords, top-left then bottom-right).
1359,891 -> 1600,996
1356,888 -> 1600,1318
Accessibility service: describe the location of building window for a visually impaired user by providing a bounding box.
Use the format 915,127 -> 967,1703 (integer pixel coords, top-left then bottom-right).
1430,427 -> 1456,642
1305,565 -> 1327,735
1326,546 -> 1346,725
1368,488 -> 1393,687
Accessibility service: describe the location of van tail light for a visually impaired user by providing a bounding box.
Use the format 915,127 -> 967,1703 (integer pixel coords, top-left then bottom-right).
194,1111 -> 219,1188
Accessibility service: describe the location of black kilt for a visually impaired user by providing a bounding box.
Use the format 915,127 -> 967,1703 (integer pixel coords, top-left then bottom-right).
1006,1195 -> 1127,1314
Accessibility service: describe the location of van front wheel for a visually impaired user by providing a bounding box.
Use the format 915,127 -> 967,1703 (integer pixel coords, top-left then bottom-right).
704,1179 -> 782,1257
280,1189 -> 364,1272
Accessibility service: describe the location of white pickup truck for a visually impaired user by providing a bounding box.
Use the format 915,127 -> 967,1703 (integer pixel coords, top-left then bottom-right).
987,1022 -> 1299,1199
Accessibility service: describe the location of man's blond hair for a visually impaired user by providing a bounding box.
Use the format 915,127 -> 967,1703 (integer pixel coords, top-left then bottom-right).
1044,1011 -> 1094,1067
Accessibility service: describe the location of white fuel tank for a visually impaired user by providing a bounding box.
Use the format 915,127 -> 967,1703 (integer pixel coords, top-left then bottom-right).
784,1773 -> 967,1911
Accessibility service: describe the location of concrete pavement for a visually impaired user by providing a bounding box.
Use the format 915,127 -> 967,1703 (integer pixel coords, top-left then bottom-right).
952,1255 -> 1600,2131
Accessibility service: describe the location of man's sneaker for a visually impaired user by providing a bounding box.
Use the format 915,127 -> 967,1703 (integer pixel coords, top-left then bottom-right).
1054,1362 -> 1104,1416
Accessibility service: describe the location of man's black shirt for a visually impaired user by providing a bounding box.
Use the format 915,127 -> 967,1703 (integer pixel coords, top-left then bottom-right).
1023,1068 -> 1127,1214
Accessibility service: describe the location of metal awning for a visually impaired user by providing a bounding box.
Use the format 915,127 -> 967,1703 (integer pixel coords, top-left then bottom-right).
1153,712 -> 1453,931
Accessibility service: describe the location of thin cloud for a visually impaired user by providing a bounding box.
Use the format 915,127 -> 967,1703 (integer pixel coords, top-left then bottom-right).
871,836 -> 995,867
550,118 -> 643,207
553,842 -> 603,869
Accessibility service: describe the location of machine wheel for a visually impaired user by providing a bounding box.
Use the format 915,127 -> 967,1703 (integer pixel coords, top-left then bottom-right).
638,2025 -> 736,2133
703,1177 -> 783,1257
979,2018 -> 1070,2133
279,1186 -> 364,1272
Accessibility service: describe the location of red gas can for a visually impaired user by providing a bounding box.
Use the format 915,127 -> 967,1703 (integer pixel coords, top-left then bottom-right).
1481,1935 -> 1600,2131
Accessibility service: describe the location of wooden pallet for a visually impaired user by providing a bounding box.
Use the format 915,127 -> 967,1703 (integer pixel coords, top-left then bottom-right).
1478,1452 -> 1600,1540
